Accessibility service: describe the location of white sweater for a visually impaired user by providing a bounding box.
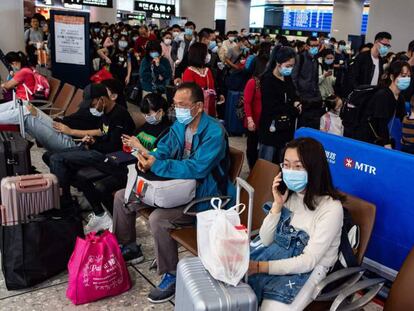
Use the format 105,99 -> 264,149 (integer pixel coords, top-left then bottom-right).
259,193 -> 343,275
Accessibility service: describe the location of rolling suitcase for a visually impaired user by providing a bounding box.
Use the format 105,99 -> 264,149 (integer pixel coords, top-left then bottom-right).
0,174 -> 60,226
0,131 -> 31,180
175,257 -> 258,311
225,91 -> 245,136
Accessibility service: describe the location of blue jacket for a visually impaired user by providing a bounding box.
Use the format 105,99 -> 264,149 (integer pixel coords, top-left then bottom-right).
248,204 -> 311,304
139,56 -> 172,93
150,113 -> 236,212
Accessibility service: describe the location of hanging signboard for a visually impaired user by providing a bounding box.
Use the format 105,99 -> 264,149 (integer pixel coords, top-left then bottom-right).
54,15 -> 85,65
64,0 -> 113,8
134,1 -> 175,16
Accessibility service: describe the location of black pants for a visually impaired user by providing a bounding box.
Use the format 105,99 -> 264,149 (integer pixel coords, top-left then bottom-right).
246,130 -> 259,169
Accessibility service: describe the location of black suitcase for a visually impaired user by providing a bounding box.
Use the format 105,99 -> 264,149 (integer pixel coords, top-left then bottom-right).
0,131 -> 31,179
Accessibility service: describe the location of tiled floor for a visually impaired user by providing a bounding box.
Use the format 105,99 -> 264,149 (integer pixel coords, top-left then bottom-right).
0,121 -> 383,310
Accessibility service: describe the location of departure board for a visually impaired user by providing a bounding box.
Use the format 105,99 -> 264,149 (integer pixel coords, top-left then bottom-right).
282,6 -> 369,34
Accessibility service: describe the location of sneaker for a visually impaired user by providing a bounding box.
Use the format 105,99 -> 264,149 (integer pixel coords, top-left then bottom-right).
147,273 -> 176,304
84,212 -> 113,234
121,244 -> 144,265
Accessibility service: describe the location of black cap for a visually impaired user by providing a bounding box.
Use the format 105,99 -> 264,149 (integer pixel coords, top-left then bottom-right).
81,83 -> 108,108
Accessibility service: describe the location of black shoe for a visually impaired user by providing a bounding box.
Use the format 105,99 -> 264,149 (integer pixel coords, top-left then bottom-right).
147,273 -> 176,304
121,244 -> 144,265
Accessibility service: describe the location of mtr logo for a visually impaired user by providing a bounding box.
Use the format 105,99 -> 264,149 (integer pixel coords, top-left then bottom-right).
343,157 -> 377,175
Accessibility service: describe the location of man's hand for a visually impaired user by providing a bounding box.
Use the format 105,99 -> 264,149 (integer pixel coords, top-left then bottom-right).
137,152 -> 155,172
174,78 -> 182,86
53,121 -> 72,136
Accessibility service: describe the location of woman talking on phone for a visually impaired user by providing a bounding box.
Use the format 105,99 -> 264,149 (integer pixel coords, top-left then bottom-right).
139,40 -> 172,98
318,49 -> 336,100
248,137 -> 344,311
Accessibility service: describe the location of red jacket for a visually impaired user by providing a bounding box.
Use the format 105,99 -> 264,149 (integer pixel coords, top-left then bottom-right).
134,34 -> 157,55
243,77 -> 262,128
182,67 -> 215,90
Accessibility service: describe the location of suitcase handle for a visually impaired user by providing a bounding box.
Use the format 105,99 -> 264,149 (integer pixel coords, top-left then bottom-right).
19,174 -> 44,181
18,179 -> 49,190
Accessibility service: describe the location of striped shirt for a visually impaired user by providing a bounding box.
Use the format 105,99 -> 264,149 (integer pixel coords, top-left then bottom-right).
402,116 -> 414,145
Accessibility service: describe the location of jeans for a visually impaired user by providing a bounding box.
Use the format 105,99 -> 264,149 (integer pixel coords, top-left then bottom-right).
258,144 -> 283,164
0,100 -> 76,152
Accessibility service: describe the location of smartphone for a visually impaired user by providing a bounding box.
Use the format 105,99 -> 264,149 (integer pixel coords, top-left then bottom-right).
277,176 -> 288,195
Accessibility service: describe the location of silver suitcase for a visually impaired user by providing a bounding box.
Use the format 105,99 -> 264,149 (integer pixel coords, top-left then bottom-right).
175,256 -> 258,311
175,178 -> 257,311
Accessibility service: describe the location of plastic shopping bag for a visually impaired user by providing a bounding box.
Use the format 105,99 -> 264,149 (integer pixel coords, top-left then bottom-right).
90,67 -> 113,83
197,198 -> 249,286
66,230 -> 131,305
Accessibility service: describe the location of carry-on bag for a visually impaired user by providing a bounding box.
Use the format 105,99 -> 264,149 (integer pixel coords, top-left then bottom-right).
66,230 -> 131,305
0,209 -> 83,290
175,256 -> 258,311
0,131 -> 31,181
225,91 -> 245,136
0,174 -> 60,225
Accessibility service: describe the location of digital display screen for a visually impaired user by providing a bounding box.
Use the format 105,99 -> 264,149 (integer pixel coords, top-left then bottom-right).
282,5 -> 369,34
64,0 -> 113,8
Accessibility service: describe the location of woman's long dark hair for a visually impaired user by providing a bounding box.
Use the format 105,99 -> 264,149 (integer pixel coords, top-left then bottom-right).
5,51 -> 29,68
380,60 -> 412,88
282,137 -> 345,211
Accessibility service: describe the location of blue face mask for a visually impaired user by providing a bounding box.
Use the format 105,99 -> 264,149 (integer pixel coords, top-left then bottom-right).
184,28 -> 193,36
90,107 -> 104,117
379,44 -> 390,57
279,66 -> 293,77
339,45 -> 346,52
208,41 -> 217,51
397,77 -> 411,91
282,168 -> 308,193
145,112 -> 161,125
249,39 -> 256,46
150,52 -> 160,59
309,46 -> 319,56
325,59 -> 334,65
175,107 -> 195,125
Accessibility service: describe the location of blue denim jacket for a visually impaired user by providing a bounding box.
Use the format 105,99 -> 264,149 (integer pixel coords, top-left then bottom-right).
248,203 -> 311,304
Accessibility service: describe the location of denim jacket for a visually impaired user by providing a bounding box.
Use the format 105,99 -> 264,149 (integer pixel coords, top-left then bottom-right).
248,204 -> 311,304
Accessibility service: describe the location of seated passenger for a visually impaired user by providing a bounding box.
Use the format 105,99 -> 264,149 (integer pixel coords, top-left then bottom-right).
83,93 -> 171,233
47,83 -> 135,209
112,82 -> 235,304
248,137 -> 344,311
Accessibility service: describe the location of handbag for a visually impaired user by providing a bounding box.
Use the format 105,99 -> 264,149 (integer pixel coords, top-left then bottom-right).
0,209 -> 83,290
66,230 -> 131,305
272,92 -> 292,132
368,110 -> 396,146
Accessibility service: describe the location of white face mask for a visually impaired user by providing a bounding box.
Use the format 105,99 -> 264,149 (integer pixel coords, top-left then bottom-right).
172,31 -> 180,38
163,38 -> 172,46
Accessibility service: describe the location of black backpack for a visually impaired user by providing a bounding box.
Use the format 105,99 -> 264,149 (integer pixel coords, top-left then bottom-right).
341,85 -> 379,139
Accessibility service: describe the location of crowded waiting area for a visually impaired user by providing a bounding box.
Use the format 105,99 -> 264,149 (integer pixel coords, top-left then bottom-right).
0,0 -> 413,310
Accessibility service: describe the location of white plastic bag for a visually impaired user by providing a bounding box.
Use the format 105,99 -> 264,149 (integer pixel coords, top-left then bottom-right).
197,198 -> 249,286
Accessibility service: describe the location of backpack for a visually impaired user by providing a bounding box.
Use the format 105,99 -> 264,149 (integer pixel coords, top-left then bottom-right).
32,70 -> 50,99
337,208 -> 360,269
341,85 -> 379,139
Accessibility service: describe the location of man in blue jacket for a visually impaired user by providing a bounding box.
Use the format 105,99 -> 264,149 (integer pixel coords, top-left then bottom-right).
112,82 -> 235,304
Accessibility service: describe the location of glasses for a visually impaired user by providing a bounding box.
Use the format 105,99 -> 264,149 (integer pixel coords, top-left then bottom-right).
280,163 -> 305,171
379,41 -> 392,48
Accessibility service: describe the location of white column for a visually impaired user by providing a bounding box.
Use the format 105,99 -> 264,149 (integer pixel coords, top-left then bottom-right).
367,0 -> 414,52
179,0 -> 215,29
331,0 -> 364,41
0,0 -> 25,78
226,0 -> 251,33
89,0 -> 118,24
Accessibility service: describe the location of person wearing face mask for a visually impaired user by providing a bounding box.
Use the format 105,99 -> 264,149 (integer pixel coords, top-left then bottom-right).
139,40 -> 172,97
48,83 -> 135,210
248,137 -> 344,311
318,49 -> 336,100
172,21 -> 197,82
358,61 -> 410,148
1,51 -> 36,100
258,46 -> 301,163
112,82 -> 235,304
218,31 -> 238,63
320,95 -> 344,136
161,31 -> 174,74
134,25 -> 156,57
333,40 -> 350,97
350,32 -> 392,89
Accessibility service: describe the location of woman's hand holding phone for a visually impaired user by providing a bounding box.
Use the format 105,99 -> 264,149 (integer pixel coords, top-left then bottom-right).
271,172 -> 288,214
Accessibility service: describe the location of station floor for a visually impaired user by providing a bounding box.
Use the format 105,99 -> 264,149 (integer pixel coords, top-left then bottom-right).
0,105 -> 383,311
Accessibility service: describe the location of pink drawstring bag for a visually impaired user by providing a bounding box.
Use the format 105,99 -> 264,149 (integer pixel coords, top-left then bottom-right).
66,230 -> 131,305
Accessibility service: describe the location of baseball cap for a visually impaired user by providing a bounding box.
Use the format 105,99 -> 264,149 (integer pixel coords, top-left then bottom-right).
80,83 -> 108,108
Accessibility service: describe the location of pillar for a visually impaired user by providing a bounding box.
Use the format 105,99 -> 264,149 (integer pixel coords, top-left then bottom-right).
331,0 -> 364,41
226,0 -> 251,33
89,0 -> 118,24
0,0 -> 25,78
367,0 -> 414,52
179,0 -> 215,29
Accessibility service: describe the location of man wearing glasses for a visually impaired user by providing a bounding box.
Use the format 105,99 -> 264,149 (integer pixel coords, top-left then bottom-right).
351,31 -> 392,88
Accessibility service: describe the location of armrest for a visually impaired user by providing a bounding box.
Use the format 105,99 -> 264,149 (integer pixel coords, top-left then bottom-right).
30,100 -> 52,109
330,278 -> 385,311
183,196 -> 232,216
313,267 -> 365,301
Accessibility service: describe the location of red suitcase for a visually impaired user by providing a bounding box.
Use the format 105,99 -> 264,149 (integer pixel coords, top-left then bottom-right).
0,174 -> 60,226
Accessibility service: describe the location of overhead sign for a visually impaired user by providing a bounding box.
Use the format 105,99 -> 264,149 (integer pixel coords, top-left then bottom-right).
54,15 -> 85,65
134,1 -> 175,16
64,0 -> 113,8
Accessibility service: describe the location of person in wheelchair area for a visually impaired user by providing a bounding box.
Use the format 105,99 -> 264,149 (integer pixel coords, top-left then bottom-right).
248,137 -> 344,311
